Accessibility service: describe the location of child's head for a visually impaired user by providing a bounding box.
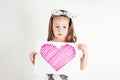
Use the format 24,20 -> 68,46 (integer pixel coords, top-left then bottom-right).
47,9 -> 77,42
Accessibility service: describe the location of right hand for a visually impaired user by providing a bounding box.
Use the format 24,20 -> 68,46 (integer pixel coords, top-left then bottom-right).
29,51 -> 37,64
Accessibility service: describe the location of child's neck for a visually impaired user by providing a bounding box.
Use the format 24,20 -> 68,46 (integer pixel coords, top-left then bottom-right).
52,38 -> 65,42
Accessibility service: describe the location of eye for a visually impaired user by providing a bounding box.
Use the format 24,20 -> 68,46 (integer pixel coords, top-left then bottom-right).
63,26 -> 67,28
55,26 -> 59,28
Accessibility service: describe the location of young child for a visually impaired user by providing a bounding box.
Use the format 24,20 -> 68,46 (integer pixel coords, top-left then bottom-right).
30,9 -> 88,80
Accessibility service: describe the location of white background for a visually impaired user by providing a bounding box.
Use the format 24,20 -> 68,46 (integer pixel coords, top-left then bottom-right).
0,0 -> 120,80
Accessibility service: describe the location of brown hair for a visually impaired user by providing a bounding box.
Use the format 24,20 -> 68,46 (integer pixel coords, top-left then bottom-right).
47,10 -> 77,42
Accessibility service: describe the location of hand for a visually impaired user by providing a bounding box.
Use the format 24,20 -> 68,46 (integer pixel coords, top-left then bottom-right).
78,43 -> 88,70
29,51 -> 37,64
78,43 -> 87,53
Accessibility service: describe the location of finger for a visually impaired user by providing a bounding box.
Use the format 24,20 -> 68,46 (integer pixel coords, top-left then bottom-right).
78,44 -> 82,49
29,55 -> 33,61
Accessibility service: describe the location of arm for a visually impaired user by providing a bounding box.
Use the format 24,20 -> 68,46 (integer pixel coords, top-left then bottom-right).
78,43 -> 88,70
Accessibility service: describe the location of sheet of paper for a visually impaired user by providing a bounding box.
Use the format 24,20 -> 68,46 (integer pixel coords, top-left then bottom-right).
34,41 -> 83,76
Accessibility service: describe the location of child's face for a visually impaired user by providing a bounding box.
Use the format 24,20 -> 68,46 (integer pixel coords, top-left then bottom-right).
52,16 -> 69,41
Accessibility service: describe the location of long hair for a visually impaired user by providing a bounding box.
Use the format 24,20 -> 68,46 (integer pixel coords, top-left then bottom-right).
47,10 -> 77,42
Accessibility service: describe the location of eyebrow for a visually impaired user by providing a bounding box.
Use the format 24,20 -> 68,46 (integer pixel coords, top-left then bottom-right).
53,24 -> 68,26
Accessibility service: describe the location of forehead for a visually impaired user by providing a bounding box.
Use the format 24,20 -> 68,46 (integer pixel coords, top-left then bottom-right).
52,16 -> 70,24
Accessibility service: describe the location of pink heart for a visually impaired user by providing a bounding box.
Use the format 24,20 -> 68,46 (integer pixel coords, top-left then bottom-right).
40,44 -> 76,71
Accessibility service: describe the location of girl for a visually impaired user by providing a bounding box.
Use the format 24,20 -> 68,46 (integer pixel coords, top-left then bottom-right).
30,9 -> 88,80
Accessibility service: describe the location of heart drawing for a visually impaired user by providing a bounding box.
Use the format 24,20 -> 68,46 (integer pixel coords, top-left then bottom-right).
40,44 -> 76,71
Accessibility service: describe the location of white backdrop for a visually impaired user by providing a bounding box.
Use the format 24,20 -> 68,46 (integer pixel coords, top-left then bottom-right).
0,0 -> 120,80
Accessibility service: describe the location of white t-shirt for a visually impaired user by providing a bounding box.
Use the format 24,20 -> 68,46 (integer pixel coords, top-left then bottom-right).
33,41 -> 83,80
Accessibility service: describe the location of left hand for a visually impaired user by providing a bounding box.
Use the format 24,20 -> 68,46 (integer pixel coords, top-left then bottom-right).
78,43 -> 88,70
77,43 -> 87,53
